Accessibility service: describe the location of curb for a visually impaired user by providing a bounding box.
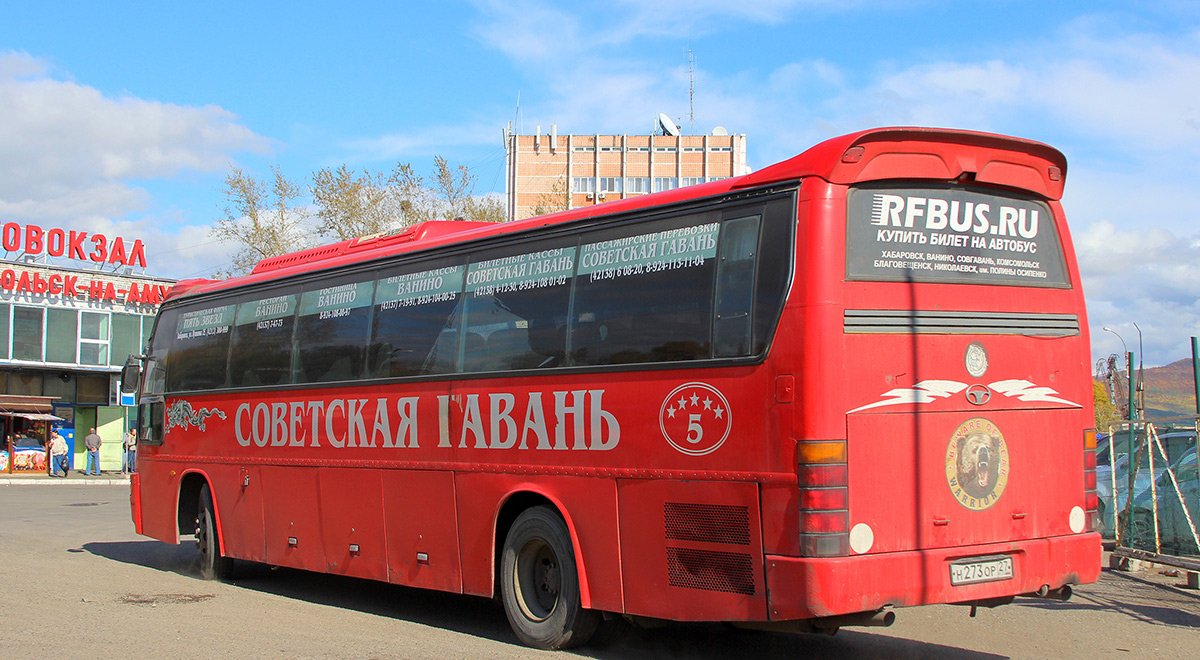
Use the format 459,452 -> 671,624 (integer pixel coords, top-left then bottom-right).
0,474 -> 131,486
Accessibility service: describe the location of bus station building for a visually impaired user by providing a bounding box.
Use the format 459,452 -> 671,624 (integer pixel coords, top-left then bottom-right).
0,229 -> 173,473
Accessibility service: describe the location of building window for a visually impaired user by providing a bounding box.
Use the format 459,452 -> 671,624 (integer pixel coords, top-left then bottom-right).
572,177 -> 596,194
599,146 -> 622,152
110,313 -> 143,366
654,147 -> 677,153
680,177 -> 706,188
0,303 -> 8,360
78,311 -> 109,366
625,177 -> 651,194
12,307 -> 44,361
628,147 -> 649,152
572,146 -> 595,152
654,177 -> 679,193
46,308 -> 78,364
711,146 -> 733,152
682,146 -> 704,152
599,177 -> 623,194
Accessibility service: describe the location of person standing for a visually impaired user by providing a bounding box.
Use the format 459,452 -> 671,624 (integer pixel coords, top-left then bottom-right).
48,430 -> 69,477
123,428 -> 137,474
83,427 -> 102,476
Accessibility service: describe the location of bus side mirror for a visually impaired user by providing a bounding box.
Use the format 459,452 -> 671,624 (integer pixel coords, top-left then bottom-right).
121,355 -> 144,394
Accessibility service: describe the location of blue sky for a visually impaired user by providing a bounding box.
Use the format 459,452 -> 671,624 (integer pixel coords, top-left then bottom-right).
3,1 -> 1200,367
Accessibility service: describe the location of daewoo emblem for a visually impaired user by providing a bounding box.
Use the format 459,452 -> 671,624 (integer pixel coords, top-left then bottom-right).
965,385 -> 991,406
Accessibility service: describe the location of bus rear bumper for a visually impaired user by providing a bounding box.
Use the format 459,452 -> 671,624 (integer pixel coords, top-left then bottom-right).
764,532 -> 1101,620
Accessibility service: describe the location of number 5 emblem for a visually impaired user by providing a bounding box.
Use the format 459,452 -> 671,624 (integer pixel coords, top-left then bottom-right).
660,382 -> 732,456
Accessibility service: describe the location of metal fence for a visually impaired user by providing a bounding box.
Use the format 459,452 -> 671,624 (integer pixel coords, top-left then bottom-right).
1101,419 -> 1199,564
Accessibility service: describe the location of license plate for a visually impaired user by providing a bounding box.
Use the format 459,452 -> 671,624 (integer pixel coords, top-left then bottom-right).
949,555 -> 1014,586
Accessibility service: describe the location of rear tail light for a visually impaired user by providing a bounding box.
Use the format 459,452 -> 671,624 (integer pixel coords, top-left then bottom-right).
1083,429 -> 1099,532
798,439 -> 849,557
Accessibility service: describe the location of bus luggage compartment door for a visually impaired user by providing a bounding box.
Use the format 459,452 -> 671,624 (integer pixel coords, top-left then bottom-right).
847,410 -> 1085,553
616,478 -> 766,621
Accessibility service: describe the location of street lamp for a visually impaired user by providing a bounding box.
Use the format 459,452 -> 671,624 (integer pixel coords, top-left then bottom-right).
1102,326 -> 1127,356
1131,322 -> 1144,420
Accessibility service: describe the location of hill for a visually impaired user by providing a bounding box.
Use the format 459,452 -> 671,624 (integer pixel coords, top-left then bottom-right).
1103,358 -> 1198,419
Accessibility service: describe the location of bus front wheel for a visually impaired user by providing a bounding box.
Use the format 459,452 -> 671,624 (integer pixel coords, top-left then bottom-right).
500,506 -> 599,649
196,484 -> 233,580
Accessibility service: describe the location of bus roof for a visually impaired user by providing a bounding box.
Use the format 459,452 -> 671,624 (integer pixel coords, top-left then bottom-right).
170,127 -> 1067,303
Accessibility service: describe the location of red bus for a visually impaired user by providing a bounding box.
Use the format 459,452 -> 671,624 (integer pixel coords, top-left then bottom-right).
124,127 -> 1100,649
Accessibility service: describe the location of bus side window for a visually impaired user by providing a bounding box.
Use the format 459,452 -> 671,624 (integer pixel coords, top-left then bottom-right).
294,279 -> 374,384
230,293 -> 298,387
370,261 -> 466,378
751,198 -> 795,356
714,215 -> 761,357
572,214 -> 717,366
167,305 -> 234,392
142,307 -> 176,396
461,242 -> 573,374
138,401 -> 165,446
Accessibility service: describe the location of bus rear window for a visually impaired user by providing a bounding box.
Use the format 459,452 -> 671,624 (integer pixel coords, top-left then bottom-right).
846,184 -> 1069,288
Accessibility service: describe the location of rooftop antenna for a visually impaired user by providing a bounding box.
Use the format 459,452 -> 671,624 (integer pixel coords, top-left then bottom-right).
687,47 -> 695,135
515,91 -> 521,135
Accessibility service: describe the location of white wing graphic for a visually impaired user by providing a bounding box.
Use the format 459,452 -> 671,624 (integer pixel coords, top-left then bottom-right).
988,379 -> 1081,407
848,380 -> 968,413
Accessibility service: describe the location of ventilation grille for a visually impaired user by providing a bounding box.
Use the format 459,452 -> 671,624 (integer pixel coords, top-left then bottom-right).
666,547 -> 755,595
664,503 -> 751,546
844,310 -> 1079,336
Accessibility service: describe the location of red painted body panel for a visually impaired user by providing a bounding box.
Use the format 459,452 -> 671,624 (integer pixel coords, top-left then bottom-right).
129,473 -> 143,534
383,470 -> 462,592
138,460 -> 181,543
320,468 -> 388,581
261,467 -> 326,572
211,464 -> 266,562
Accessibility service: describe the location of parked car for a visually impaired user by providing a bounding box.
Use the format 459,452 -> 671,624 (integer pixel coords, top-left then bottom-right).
1095,430 -> 1195,544
1129,448 -> 1199,555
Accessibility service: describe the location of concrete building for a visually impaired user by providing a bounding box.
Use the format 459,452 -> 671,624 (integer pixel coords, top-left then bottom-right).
0,228 -> 174,473
503,125 -> 749,222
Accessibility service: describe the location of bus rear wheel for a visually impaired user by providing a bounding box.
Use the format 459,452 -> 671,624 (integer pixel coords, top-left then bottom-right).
196,484 -> 234,580
500,506 -> 599,650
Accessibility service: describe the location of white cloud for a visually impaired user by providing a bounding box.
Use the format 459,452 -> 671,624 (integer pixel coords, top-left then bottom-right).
468,0 -> 863,61
1074,221 -> 1200,366
341,122 -> 502,163
0,51 -> 271,223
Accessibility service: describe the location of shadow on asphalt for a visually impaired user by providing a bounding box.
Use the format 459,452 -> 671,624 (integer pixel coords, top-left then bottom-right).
84,540 -> 1006,660
1017,570 -> 1200,630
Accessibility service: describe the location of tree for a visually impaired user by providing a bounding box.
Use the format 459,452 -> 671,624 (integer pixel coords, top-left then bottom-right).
211,158 -> 505,278
310,165 -> 395,241
429,156 -> 505,223
530,176 -> 570,217
209,166 -> 314,278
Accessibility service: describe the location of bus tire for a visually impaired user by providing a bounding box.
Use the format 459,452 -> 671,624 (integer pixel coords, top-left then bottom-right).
500,506 -> 599,650
196,484 -> 234,581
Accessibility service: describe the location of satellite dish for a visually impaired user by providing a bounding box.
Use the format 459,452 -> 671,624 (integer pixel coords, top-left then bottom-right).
658,113 -> 681,137
711,126 -> 728,136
